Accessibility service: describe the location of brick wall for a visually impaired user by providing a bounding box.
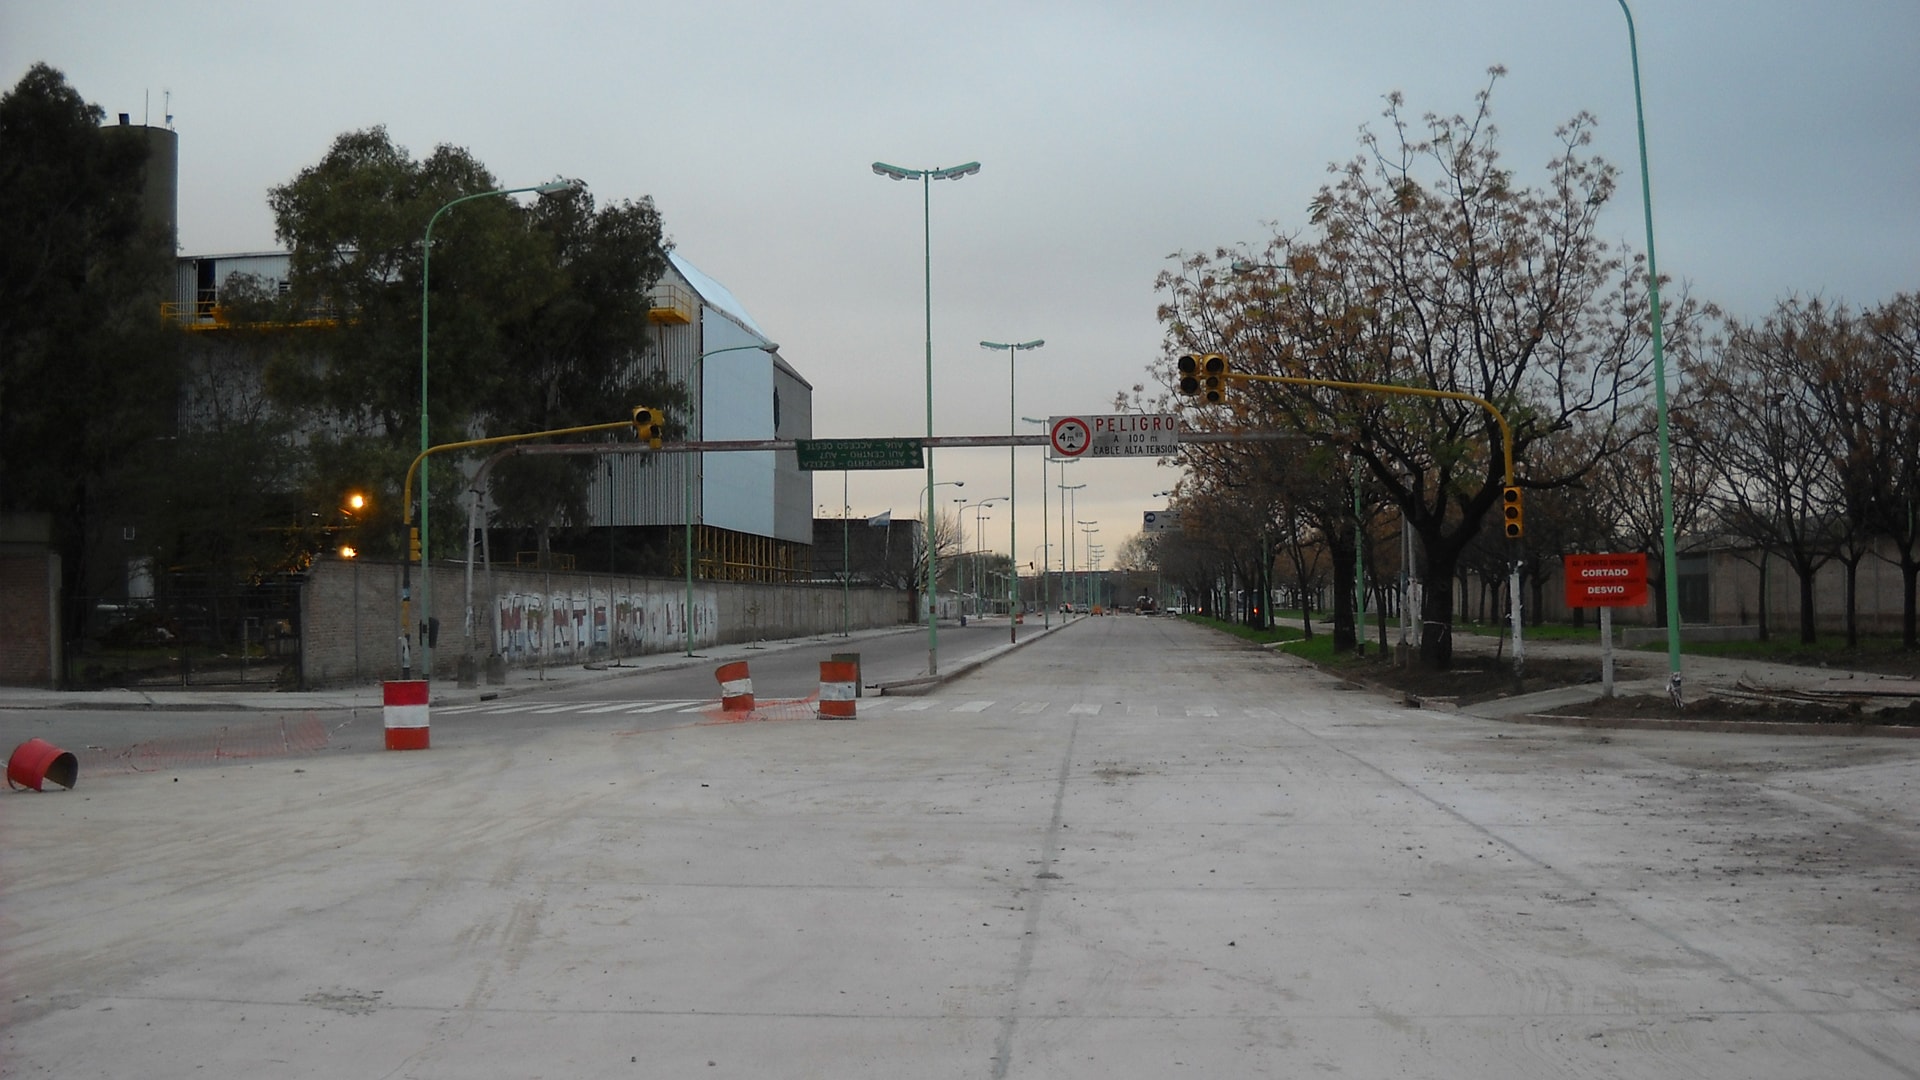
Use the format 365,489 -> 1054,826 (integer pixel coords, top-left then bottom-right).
0,552 -> 60,687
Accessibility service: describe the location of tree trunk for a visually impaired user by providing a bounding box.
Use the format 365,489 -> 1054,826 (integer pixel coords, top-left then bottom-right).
1419,548 -> 1459,669
1843,556 -> 1861,649
1797,559 -> 1818,645
1331,533 -> 1357,652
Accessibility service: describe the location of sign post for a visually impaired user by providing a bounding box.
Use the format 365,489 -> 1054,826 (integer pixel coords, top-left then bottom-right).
1563,553 -> 1651,697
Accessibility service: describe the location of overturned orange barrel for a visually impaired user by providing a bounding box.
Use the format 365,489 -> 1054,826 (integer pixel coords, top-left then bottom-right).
383,680 -> 431,751
715,661 -> 754,712
8,738 -> 78,791
818,659 -> 858,719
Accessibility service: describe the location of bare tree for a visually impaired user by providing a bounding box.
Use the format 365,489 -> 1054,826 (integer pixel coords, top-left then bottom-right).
1156,70 -> 1669,668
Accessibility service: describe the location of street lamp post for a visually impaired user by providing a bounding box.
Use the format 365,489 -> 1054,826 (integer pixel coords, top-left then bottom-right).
414,178 -> 577,683
918,480 -> 963,621
1059,481 -> 1084,612
982,339 -> 1043,640
873,158 -> 980,674
1078,521 -> 1099,610
970,497 -> 1005,617
1615,0 -> 1685,699
1023,417 -> 1052,627
684,340 -> 781,657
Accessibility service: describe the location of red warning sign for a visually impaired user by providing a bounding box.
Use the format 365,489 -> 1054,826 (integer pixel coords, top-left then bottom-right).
1563,553 -> 1649,608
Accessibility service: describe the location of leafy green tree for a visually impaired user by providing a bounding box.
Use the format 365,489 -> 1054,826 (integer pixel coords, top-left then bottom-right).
259,127 -> 682,556
0,63 -> 181,616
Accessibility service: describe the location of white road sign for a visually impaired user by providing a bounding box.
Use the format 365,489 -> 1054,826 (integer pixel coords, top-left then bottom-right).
1047,413 -> 1181,459
1142,509 -> 1182,533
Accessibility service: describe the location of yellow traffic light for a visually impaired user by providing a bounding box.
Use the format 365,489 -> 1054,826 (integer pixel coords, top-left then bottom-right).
1176,353 -> 1229,404
1501,486 -> 1524,539
632,406 -> 664,450
408,526 -> 423,561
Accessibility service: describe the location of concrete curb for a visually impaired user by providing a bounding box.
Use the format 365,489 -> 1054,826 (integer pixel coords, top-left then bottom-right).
875,618 -> 1077,696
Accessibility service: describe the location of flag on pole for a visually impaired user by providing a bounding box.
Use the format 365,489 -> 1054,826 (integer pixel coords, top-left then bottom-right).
867,510 -> 892,527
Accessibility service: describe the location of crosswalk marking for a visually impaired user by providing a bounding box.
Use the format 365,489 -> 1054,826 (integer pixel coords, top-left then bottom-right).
431,698 -> 1281,719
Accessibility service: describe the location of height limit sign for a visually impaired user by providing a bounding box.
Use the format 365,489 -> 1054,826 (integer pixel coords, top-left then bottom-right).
1048,414 -> 1180,459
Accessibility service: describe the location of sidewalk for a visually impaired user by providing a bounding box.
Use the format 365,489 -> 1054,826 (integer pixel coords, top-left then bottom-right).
0,616 -> 1081,713
1262,615 -> 1920,723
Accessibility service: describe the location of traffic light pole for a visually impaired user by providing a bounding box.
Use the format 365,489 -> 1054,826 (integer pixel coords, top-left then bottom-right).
1202,366 -> 1526,675
399,418 -> 639,685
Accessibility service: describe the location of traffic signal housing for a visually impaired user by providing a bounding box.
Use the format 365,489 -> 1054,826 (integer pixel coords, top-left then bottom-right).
632,406 -> 664,450
1501,486 -> 1524,539
1177,353 -> 1229,404
408,527 -> 423,561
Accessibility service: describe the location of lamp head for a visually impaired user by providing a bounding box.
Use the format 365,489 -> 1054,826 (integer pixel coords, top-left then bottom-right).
535,179 -> 583,194
872,162 -> 915,180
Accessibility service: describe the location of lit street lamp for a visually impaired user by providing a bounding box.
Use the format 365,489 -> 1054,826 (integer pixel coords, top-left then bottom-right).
873,158 -> 980,675
982,339 -> 1043,641
414,178 -> 578,683
685,340 -> 781,656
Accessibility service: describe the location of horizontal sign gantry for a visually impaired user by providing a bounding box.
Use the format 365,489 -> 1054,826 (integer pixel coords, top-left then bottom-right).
794,437 -> 924,471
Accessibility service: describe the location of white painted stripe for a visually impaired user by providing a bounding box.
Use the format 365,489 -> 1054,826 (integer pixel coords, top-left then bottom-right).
677,703 -> 715,713
1013,701 -> 1049,715
953,700 -> 993,713
1185,704 -> 1219,718
893,700 -> 937,712
581,702 -> 638,714
532,703 -> 596,714
630,700 -> 703,713
384,703 -> 429,730
1067,703 -> 1103,716
431,704 -> 485,715
480,703 -> 552,714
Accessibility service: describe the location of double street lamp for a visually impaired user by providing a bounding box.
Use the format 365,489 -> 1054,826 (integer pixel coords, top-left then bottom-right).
982,339 -> 1043,640
873,158 -> 981,675
684,340 -> 781,656
414,178 -> 578,682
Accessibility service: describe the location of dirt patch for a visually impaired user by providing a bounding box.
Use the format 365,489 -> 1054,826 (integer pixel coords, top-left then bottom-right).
1551,693 -> 1920,728
1318,653 -> 1614,707
1301,648 -> 1920,729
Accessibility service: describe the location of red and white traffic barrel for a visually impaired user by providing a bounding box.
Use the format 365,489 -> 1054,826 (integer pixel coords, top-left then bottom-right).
714,661 -> 754,713
817,660 -> 857,719
383,680 -> 430,750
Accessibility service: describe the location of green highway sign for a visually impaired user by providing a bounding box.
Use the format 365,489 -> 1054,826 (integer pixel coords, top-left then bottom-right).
794,438 -> 924,471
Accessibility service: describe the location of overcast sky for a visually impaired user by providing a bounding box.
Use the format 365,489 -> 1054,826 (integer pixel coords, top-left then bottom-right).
9,1 -> 1917,570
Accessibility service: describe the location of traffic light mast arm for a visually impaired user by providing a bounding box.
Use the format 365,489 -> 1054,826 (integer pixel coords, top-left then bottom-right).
1220,371 -> 1517,486
400,419 -> 637,529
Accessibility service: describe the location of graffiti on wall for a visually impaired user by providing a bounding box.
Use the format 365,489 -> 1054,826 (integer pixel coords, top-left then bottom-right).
493,589 -> 718,660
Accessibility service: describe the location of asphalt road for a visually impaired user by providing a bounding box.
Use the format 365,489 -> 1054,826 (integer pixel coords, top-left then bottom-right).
4,616 -> 1918,1077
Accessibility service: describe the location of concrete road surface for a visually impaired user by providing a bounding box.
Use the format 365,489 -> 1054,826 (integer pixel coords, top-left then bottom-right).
5,616 -> 1918,1077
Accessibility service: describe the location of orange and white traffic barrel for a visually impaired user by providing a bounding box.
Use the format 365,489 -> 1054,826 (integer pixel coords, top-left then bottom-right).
383,680 -> 430,750
818,659 -> 858,719
715,661 -> 755,712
